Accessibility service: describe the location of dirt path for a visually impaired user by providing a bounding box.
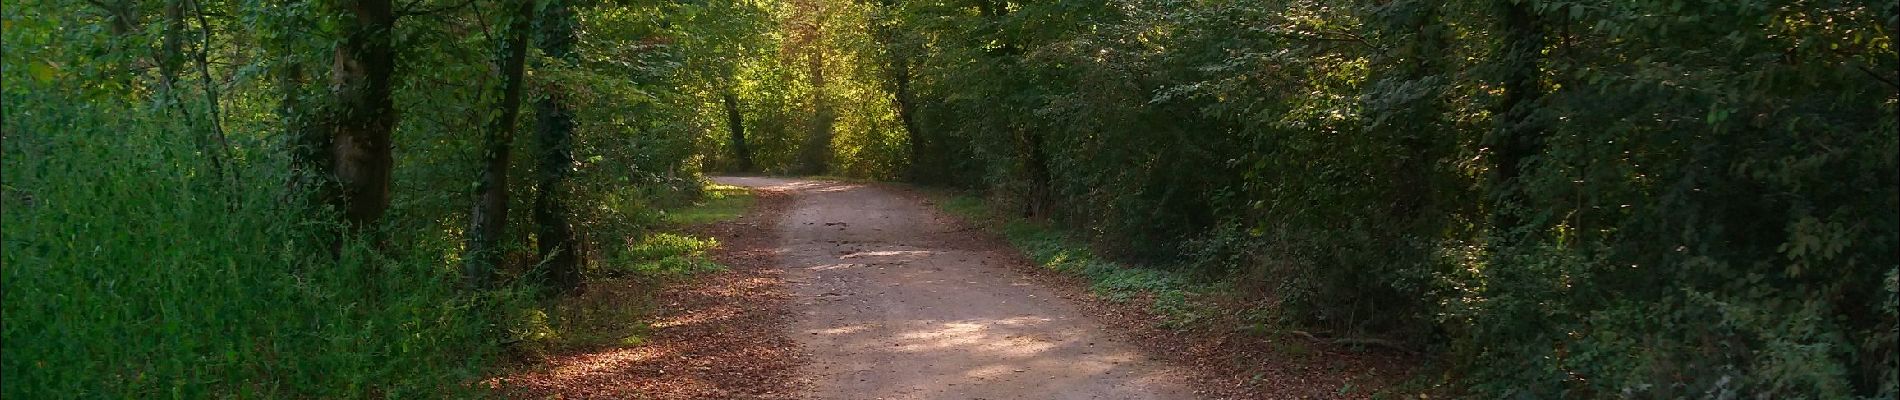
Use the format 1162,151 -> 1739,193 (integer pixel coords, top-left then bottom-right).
714,177 -> 1198,400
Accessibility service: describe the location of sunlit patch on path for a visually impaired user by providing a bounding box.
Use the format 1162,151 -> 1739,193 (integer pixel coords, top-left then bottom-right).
721,177 -> 1197,400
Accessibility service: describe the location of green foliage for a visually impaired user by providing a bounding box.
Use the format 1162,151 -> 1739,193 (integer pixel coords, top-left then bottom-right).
3,0 -> 720,395
662,184 -> 756,225
606,233 -> 726,278
0,92 -> 511,397
587,182 -> 744,278
505,283 -> 658,355
516,185 -> 741,354
686,0 -> 915,178
940,195 -> 1214,329
5,0 -> 1895,395
864,0 -> 1898,396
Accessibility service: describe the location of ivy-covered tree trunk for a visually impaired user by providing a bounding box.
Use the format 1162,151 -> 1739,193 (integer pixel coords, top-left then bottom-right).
721,90 -> 753,172
533,0 -> 583,294
159,0 -> 185,95
1367,0 -> 1448,220
96,0 -> 138,36
1487,0 -> 1544,238
790,0 -> 832,175
1018,126 -> 1051,217
868,0 -> 925,181
974,0 -> 1048,217
803,36 -> 833,174
87,0 -> 141,91
464,0 -> 536,288
324,0 -> 398,230
891,57 -> 924,182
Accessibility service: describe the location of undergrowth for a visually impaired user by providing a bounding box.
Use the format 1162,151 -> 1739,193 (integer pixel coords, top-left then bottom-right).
2,108 -> 509,398
660,184 -> 754,226
507,184 -> 751,354
937,195 -> 1215,330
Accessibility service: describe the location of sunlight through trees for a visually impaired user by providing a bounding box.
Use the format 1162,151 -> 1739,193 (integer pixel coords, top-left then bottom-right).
3,0 -> 1894,397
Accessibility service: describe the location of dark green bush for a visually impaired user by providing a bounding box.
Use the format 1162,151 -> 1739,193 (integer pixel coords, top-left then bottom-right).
1,95 -> 507,397
867,0 -> 1899,396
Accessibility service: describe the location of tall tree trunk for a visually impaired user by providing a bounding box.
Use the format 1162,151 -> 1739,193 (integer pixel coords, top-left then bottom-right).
159,0 -> 206,172
100,0 -> 137,35
721,90 -> 754,172
891,58 -> 924,182
869,0 -> 926,181
790,0 -> 831,175
1488,0 -> 1545,238
1370,0 -> 1448,220
974,0 -> 1045,216
534,0 -> 582,295
804,32 -> 833,175
322,0 -> 398,230
189,0 -> 233,187
160,0 -> 185,96
1019,126 -> 1050,217
91,0 -> 140,90
464,0 -> 536,288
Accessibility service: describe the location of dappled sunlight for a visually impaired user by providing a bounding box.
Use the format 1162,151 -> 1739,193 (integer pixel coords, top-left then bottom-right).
814,324 -> 875,335
811,184 -> 864,193
776,182 -> 837,191
713,177 -> 845,193
962,364 -> 1017,379
708,177 -> 844,193
988,316 -> 1052,326
807,263 -> 865,271
760,173 -> 1201,398
546,348 -> 663,381
840,250 -> 935,261
799,311 -> 1168,397
867,317 -> 1075,358
650,304 -> 742,329
891,321 -> 986,345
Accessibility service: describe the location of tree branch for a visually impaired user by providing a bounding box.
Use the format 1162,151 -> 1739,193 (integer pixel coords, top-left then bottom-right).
1858,64 -> 1899,89
190,0 -> 238,189
398,0 -> 478,19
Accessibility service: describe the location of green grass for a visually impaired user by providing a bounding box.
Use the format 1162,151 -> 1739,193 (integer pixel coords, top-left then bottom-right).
515,182 -> 749,355
606,233 -> 726,277
934,194 -> 1214,329
2,107 -> 509,398
938,194 -> 988,219
505,280 -> 659,355
604,182 -> 750,277
661,184 -> 754,225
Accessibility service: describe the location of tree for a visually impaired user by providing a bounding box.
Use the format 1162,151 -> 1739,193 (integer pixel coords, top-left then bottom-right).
722,89 -> 755,172
788,0 -> 834,174
1486,0 -> 1544,240
464,0 -> 537,287
866,0 -> 925,181
314,0 -> 399,230
533,0 -> 583,294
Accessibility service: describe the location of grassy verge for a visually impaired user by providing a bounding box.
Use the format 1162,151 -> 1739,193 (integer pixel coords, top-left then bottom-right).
938,191 -> 1431,398
2,125 -> 506,398
507,182 -> 752,355
660,184 -> 754,226
935,194 -> 1219,330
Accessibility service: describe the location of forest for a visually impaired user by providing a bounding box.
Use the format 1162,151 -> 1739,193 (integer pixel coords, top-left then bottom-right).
2,0 -> 1896,397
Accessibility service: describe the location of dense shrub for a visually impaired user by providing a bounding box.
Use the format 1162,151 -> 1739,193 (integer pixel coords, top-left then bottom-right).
2,0 -> 717,395
0,94 -> 505,397
848,0 -> 1899,396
